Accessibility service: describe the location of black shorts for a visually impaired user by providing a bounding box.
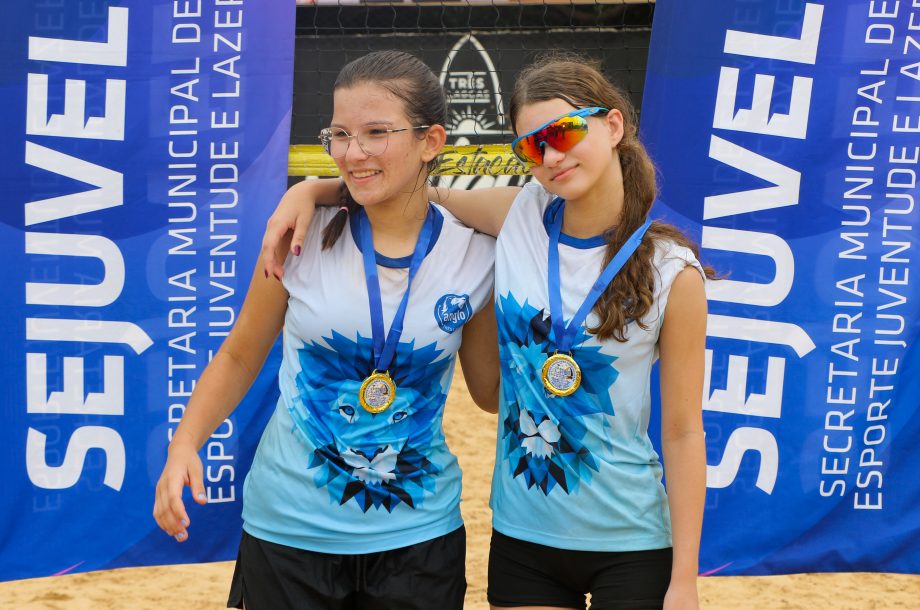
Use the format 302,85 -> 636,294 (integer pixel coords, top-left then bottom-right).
228,526 -> 466,610
487,530 -> 672,610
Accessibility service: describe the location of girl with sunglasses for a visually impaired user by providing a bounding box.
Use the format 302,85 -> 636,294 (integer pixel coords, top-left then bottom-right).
153,50 -> 499,610
263,56 -> 711,610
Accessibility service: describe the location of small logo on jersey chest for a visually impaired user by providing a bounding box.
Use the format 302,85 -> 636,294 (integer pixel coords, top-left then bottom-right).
435,294 -> 472,333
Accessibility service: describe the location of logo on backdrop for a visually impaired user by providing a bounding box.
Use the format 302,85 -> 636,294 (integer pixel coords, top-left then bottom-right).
439,34 -> 525,189
434,293 -> 472,333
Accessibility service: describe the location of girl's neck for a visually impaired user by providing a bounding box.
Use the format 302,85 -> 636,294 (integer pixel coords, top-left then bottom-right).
362,189 -> 430,257
562,164 -> 625,239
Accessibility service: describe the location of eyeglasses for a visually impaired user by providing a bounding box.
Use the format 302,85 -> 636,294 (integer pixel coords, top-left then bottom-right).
510,106 -> 608,166
319,124 -> 431,159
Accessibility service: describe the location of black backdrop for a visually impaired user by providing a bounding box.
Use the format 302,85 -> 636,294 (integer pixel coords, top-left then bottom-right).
290,2 -> 655,161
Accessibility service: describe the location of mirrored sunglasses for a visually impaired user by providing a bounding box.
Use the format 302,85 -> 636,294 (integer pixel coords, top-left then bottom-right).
511,106 -> 608,166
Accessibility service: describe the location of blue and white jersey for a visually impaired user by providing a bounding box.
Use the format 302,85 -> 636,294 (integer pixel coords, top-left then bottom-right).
491,182 -> 704,552
243,204 -> 494,554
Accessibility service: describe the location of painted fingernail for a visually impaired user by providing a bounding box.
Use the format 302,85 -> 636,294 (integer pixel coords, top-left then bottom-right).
264,269 -> 269,279
293,245 -> 302,256
197,492 -> 207,501
176,532 -> 186,541
181,519 -> 189,527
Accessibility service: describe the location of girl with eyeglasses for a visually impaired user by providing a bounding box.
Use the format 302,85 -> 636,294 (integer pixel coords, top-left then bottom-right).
153,50 -> 499,610
263,55 -> 713,610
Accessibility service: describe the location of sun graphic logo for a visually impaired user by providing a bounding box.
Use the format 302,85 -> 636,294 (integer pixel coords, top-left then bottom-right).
439,34 -> 526,190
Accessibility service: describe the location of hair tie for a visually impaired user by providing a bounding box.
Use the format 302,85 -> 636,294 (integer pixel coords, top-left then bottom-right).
338,206 -> 349,215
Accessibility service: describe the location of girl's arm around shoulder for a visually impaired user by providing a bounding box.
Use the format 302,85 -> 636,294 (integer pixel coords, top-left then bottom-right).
658,266 -> 707,610
457,294 -> 500,413
261,179 -> 520,276
262,178 -> 342,280
429,185 -> 520,238
153,248 -> 290,545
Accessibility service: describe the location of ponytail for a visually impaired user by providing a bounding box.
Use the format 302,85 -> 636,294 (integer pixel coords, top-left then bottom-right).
321,182 -> 361,251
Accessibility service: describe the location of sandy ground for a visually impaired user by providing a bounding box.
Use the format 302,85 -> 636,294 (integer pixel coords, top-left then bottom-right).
3,370 -> 919,609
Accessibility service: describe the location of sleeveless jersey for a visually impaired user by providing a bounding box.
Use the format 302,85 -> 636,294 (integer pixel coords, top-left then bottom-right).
491,182 -> 704,552
243,204 -> 494,554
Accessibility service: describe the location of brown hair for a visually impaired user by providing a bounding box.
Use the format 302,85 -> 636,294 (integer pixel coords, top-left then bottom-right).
509,54 -> 716,342
321,51 -> 447,250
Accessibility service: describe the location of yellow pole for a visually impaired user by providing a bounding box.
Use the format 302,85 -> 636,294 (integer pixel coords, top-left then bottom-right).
288,144 -> 531,177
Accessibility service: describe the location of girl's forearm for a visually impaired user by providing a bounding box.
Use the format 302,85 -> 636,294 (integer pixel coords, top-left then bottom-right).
169,349 -> 261,452
292,177 -> 343,206
662,430 -> 706,581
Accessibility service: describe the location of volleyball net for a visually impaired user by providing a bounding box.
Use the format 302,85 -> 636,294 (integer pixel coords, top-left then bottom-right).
288,1 -> 655,182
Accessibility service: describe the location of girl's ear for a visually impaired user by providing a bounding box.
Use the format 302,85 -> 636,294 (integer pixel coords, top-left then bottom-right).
606,109 -> 625,148
421,124 -> 448,163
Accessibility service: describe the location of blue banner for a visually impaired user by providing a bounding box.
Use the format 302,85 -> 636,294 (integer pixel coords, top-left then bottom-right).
0,1 -> 293,581
642,1 -> 920,575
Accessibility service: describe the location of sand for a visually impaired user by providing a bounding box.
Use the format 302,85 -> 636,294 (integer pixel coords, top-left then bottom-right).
3,370 -> 918,609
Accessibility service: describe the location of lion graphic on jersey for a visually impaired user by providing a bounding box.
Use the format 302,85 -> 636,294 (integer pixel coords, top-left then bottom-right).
289,331 -> 451,512
497,293 -> 620,495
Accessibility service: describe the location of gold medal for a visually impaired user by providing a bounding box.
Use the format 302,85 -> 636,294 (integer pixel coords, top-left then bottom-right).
359,370 -> 396,413
541,353 -> 581,396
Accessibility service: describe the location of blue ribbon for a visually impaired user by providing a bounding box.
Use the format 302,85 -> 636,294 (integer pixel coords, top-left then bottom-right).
547,198 -> 652,353
357,206 -> 435,373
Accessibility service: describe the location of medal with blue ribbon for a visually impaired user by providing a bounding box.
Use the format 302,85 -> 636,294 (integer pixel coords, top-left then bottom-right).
355,206 -> 434,413
543,198 -> 652,396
